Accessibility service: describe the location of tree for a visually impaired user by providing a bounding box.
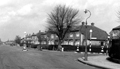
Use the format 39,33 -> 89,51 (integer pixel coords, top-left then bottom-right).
47,5 -> 82,50
36,31 -> 43,44
14,35 -> 21,45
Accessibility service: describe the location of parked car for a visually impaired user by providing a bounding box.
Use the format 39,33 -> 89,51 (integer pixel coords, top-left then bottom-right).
108,28 -> 120,59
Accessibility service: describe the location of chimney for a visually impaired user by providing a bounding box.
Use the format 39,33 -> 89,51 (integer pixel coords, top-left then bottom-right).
39,30 -> 41,33
91,23 -> 94,26
82,22 -> 85,25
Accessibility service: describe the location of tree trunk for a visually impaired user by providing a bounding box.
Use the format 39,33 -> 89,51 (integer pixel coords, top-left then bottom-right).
38,41 -> 42,51
58,40 -> 62,51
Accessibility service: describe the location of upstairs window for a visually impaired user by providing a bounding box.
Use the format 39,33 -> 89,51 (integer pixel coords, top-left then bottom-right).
51,34 -> 54,38
70,34 -> 73,37
76,33 -> 80,37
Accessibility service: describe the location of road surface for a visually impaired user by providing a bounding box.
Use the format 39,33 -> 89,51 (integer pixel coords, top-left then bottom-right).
0,45 -> 100,69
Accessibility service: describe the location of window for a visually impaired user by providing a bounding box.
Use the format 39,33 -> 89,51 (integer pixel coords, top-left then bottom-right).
63,41 -> 68,45
110,30 -> 120,39
69,41 -> 74,45
44,41 -> 46,44
48,41 -> 51,45
75,41 -> 80,46
51,35 -> 54,38
56,35 -> 58,38
44,35 -> 47,38
51,41 -> 54,45
70,34 -> 73,37
76,33 -> 79,37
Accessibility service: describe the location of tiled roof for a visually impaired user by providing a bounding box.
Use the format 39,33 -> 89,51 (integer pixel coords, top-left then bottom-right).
74,25 -> 108,40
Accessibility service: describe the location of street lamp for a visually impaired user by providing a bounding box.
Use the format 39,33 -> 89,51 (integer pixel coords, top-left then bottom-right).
84,9 -> 91,61
24,32 -> 27,37
84,9 -> 91,25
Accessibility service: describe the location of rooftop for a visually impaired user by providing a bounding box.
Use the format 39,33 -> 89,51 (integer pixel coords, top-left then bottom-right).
74,23 -> 108,40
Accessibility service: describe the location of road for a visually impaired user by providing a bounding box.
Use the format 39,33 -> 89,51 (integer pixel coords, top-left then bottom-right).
0,45 -> 100,69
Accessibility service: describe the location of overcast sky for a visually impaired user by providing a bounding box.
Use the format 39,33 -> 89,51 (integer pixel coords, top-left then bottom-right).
0,0 -> 120,41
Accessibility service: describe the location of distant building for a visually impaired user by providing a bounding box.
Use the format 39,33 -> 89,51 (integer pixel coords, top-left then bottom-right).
5,40 -> 16,46
31,33 -> 39,45
21,33 -> 39,47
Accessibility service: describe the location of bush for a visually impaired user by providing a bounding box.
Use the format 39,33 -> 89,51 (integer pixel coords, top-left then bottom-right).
62,45 -> 77,51
48,45 -> 58,50
47,45 -> 77,51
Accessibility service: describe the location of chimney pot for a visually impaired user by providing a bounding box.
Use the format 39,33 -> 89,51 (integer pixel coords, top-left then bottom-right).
91,23 -> 94,26
82,22 -> 85,25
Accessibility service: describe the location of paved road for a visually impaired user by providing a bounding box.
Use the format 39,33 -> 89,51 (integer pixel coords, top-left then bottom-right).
0,45 -> 100,69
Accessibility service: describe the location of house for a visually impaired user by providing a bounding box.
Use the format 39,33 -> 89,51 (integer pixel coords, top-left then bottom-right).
21,33 -> 39,47
5,40 -> 16,46
72,22 -> 108,46
30,33 -> 39,45
36,30 -> 48,45
47,22 -> 108,46
24,22 -> 108,48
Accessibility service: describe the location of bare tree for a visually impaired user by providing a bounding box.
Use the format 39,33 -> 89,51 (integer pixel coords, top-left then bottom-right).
36,31 -> 42,45
47,5 -> 82,50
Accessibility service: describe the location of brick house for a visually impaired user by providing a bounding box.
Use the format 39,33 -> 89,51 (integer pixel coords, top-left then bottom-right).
47,23 -> 108,46
36,31 -> 48,45
21,22 -> 108,48
21,33 -> 39,47
72,22 -> 108,46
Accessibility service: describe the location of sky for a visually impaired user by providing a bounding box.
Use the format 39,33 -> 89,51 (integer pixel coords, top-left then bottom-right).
0,0 -> 120,41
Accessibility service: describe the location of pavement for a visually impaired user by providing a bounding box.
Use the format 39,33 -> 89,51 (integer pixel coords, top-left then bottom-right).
78,55 -> 120,69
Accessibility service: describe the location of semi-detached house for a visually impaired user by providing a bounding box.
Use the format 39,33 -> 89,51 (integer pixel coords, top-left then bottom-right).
47,22 -> 108,46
